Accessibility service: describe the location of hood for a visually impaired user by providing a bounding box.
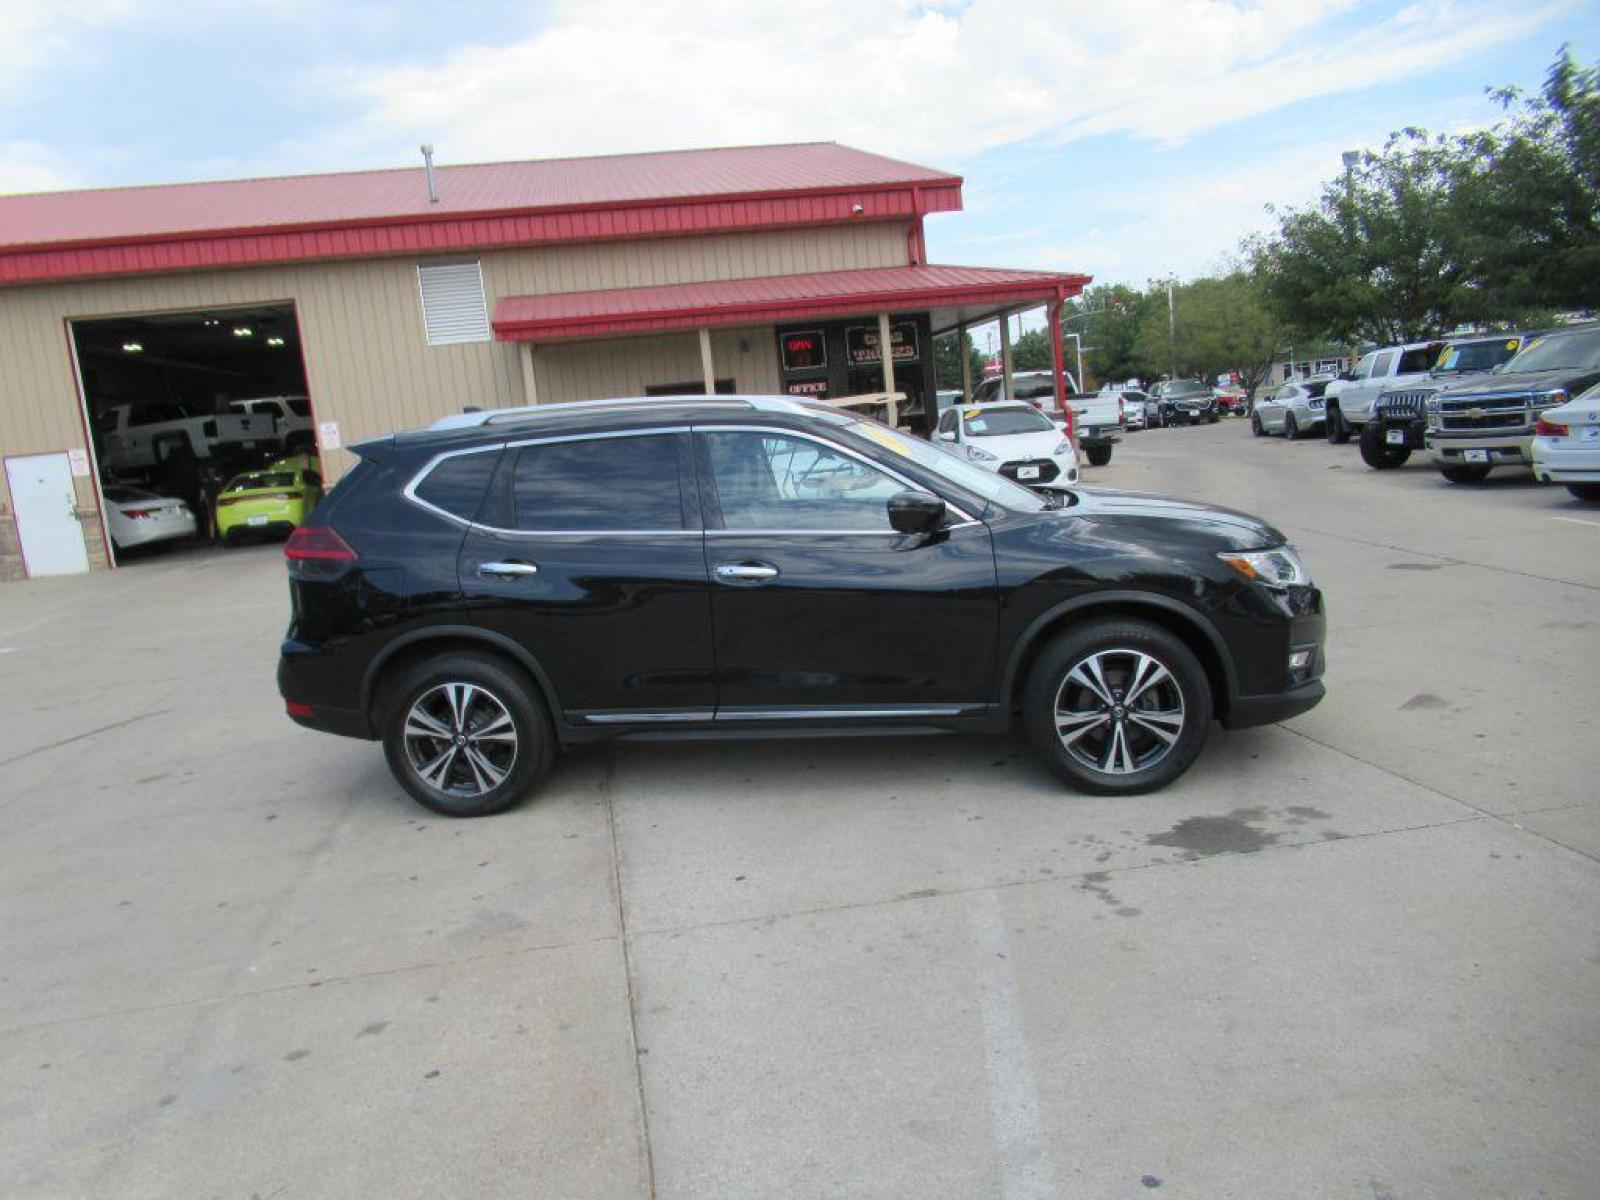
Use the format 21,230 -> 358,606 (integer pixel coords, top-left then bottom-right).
1049,487 -> 1285,552
1435,367 -> 1598,403
966,430 -> 1066,460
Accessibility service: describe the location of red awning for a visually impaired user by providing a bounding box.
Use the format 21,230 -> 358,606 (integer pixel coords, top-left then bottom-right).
491,263 -> 1092,343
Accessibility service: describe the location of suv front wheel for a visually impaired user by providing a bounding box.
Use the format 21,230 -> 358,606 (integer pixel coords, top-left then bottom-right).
1022,619 -> 1213,795
381,652 -> 554,817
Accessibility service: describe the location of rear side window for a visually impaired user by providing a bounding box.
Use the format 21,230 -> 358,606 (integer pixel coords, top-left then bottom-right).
512,435 -> 683,532
414,450 -> 501,522
1397,346 -> 1436,374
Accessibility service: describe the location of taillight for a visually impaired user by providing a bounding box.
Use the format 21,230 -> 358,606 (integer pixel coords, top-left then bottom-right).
285,700 -> 314,718
284,525 -> 358,562
1535,417 -> 1569,437
121,508 -> 155,519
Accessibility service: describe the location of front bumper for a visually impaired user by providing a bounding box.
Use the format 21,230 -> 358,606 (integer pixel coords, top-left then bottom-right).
1371,415 -> 1426,449
1532,434 -> 1600,484
1224,679 -> 1326,729
1426,433 -> 1534,467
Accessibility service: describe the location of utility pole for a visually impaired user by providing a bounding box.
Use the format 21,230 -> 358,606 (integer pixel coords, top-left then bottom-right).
1167,280 -> 1177,379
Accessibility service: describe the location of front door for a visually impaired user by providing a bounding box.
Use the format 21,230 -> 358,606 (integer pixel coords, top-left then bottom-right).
6,453 -> 89,576
695,427 -> 997,714
456,430 -> 717,723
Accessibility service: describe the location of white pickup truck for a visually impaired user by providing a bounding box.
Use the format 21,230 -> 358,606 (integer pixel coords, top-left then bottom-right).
1323,341 -> 1443,443
228,395 -> 314,454
972,369 -> 1123,466
95,401 -> 279,474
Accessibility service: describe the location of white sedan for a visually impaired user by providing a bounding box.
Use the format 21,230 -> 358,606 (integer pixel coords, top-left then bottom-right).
1252,379 -> 1330,439
1532,388 -> 1600,502
103,485 -> 197,552
934,401 -> 1079,488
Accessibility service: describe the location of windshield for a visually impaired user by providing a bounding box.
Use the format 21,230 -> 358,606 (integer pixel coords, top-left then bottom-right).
842,420 -> 1046,513
1436,338 -> 1523,375
1503,329 -> 1600,373
966,407 -> 1054,437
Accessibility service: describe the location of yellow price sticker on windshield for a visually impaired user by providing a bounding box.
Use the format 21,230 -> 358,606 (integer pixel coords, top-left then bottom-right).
963,407 -> 983,419
854,422 -> 914,458
1506,339 -> 1520,351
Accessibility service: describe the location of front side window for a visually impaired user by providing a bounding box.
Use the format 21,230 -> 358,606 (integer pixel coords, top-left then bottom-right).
704,432 -> 904,531
513,435 -> 683,532
1353,353 -> 1377,380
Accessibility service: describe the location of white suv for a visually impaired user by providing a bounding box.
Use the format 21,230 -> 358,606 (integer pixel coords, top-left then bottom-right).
1325,341 -> 1442,443
934,401 -> 1079,488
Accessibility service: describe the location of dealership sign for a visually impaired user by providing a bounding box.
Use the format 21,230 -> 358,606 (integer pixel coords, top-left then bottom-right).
846,322 -> 918,366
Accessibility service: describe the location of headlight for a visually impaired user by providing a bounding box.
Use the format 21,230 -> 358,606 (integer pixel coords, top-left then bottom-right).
1052,440 -> 1072,456
960,444 -> 997,463
1533,388 -> 1569,410
1218,545 -> 1312,588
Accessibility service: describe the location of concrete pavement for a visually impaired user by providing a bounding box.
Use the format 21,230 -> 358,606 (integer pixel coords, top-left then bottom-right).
1,422 -> 1596,1198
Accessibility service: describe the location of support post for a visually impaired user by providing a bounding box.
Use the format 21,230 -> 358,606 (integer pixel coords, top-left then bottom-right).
1049,299 -> 1067,410
698,328 -> 716,396
958,321 -> 972,401
999,313 -> 1014,401
519,341 -> 539,406
877,312 -> 896,397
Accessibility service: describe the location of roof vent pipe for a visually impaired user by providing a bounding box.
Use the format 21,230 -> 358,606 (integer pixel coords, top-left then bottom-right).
420,144 -> 439,204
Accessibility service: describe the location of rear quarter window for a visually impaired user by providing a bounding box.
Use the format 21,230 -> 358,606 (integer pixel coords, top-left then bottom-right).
412,450 -> 502,522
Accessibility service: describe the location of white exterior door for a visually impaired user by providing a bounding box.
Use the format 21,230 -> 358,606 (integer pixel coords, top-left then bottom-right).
6,453 -> 89,576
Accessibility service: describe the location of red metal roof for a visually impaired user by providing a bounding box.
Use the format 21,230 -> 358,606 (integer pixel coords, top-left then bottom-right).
0,143 -> 962,287
492,264 -> 1093,342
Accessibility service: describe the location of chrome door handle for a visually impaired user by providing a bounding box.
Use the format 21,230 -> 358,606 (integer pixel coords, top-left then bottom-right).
715,562 -> 779,583
478,560 -> 538,579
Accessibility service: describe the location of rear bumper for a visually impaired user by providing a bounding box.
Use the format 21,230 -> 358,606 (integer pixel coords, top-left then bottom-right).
1532,436 -> 1600,483
1223,679 -> 1325,729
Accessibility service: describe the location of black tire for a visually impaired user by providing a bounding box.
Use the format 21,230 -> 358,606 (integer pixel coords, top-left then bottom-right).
380,652 -> 555,817
1250,413 -> 1264,437
1565,483 -> 1600,502
1023,618 -> 1213,795
1439,463 -> 1492,484
1284,414 -> 1300,440
1085,444 -> 1113,467
1325,402 -> 1351,444
1358,423 -> 1411,469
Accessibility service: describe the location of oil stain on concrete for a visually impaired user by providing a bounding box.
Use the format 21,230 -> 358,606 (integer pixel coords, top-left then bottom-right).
1146,808 -> 1281,858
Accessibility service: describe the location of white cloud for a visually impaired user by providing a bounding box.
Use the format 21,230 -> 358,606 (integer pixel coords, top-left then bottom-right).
0,140 -> 85,193
324,0 -> 1569,168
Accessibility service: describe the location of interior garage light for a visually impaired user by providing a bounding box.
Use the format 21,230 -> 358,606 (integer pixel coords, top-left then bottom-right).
203,318 -> 219,326
121,342 -> 143,353
266,336 -> 285,346
233,326 -> 254,338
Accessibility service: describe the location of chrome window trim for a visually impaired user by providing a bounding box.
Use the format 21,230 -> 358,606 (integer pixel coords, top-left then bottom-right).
694,423 -> 980,529
402,427 -> 700,537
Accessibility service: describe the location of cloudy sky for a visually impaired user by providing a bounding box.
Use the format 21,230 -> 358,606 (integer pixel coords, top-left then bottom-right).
2,0 -> 1595,286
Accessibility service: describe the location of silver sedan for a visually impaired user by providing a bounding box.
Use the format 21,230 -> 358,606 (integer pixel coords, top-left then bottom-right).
1252,379 -> 1330,439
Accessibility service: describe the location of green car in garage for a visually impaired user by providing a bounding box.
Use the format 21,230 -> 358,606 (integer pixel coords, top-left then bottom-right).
216,456 -> 323,543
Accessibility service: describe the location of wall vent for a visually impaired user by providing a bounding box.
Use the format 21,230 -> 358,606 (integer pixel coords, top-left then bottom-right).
417,262 -> 490,345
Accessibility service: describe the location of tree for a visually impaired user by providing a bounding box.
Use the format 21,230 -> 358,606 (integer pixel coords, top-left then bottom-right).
1011,328 -> 1053,371
933,330 -> 986,395
1252,129 -> 1477,345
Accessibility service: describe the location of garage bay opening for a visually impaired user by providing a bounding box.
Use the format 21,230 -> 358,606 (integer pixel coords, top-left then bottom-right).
70,303 -> 318,564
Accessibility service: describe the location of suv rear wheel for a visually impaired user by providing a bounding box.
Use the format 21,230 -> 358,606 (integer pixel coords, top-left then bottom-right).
381,652 -> 554,817
1086,444 -> 1113,467
1022,619 -> 1212,795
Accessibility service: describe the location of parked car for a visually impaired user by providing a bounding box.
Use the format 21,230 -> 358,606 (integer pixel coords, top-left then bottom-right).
972,369 -> 1081,404
279,394 -> 1326,817
935,401 -> 1080,488
1251,379 -> 1329,439
1426,324 -> 1600,483
1323,341 -> 1443,443
96,401 -> 278,474
1360,334 -> 1526,470
216,460 -> 324,543
1531,386 -> 1600,501
1120,390 -> 1149,430
1212,381 -> 1250,416
101,485 -> 197,552
975,370 -> 1121,465
1149,379 -> 1217,424
228,395 -> 314,455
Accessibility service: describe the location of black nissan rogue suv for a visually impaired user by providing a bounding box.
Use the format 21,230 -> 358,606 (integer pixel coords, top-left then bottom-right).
279,396 -> 1326,816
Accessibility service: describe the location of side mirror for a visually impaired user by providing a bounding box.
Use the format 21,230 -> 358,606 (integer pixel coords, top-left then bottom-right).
887,490 -> 947,535
937,429 -> 957,442
1053,419 -> 1067,431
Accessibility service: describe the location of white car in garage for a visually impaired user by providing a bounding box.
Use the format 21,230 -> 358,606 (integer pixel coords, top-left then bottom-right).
102,485 -> 197,552
934,401 -> 1079,488
1532,387 -> 1600,502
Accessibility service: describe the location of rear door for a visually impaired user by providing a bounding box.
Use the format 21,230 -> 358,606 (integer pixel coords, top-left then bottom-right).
455,430 -> 716,723
694,425 -> 998,715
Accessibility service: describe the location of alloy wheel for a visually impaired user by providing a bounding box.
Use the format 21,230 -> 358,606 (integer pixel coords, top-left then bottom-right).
1052,648 -> 1186,776
403,682 -> 519,797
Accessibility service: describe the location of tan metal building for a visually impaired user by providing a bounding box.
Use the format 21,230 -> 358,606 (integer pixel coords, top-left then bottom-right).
0,142 -> 1087,580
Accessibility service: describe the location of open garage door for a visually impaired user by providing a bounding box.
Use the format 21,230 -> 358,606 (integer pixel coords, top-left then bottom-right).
70,303 -> 318,565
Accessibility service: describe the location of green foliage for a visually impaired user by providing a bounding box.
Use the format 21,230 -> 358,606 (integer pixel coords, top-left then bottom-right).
1011,328 -> 1053,371
933,331 -> 986,396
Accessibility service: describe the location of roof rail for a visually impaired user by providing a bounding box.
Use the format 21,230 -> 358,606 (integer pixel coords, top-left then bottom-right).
428,396 -> 670,431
